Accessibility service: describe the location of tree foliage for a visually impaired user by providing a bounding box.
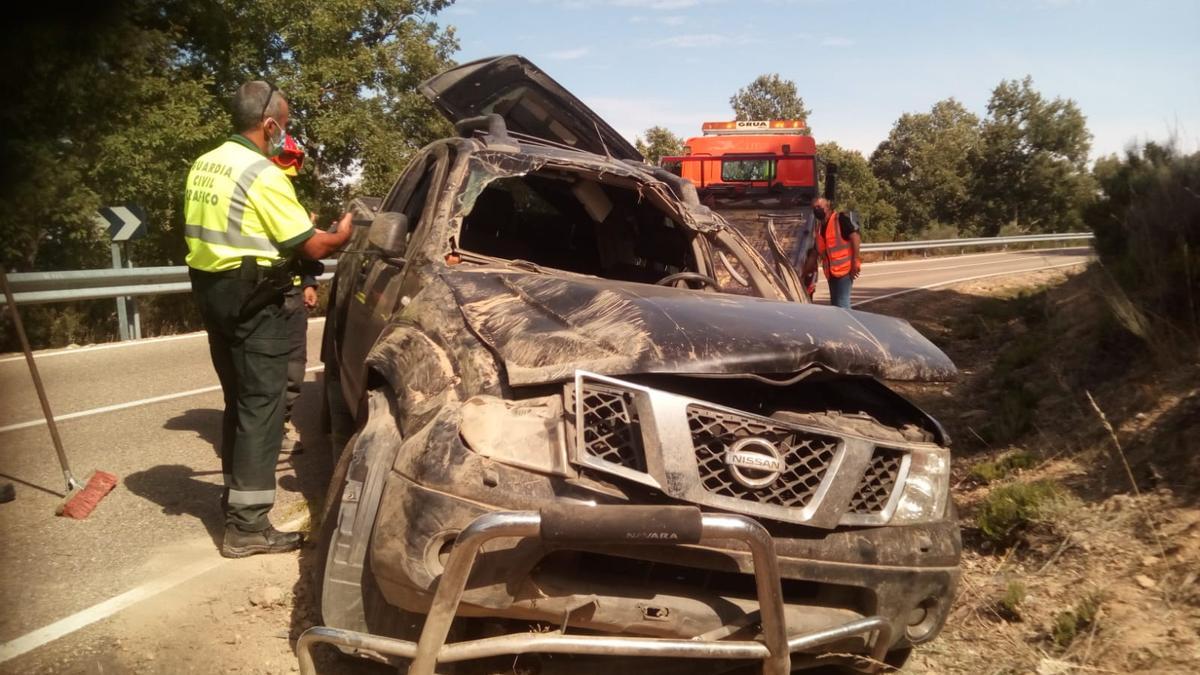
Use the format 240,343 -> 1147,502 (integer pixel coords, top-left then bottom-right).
730,74 -> 811,132
1087,142 -> 1200,347
817,142 -> 898,242
635,126 -> 684,165
2,0 -> 457,274
871,99 -> 980,239
971,76 -> 1095,235
0,1 -> 456,347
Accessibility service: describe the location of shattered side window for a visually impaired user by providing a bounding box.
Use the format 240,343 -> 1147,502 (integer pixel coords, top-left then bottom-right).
709,235 -> 757,296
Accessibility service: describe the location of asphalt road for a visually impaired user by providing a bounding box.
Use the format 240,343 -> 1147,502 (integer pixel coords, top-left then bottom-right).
0,246 -> 1092,673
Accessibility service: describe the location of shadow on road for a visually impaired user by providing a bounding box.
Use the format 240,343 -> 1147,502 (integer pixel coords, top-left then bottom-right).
124,463 -> 226,546
162,407 -> 224,452
0,471 -> 65,498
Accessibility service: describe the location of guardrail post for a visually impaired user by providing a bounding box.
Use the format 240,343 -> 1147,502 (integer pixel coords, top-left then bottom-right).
110,243 -> 130,341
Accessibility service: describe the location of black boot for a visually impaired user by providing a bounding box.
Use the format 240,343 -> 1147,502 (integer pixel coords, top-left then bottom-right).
221,524 -> 303,558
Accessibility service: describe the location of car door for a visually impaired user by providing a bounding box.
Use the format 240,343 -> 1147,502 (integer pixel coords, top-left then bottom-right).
337,146 -> 449,404
419,54 -> 642,162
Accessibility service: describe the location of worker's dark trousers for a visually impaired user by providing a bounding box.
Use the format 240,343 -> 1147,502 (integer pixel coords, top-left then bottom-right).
190,270 -> 288,532
282,286 -> 308,423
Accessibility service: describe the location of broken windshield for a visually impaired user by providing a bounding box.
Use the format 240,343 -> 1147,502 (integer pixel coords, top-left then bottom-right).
451,158 -> 791,300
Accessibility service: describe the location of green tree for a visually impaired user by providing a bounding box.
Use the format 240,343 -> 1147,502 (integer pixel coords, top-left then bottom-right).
817,142 -> 898,242
730,74 -> 812,133
1,1 -> 457,348
870,99 -> 980,239
635,126 -> 684,165
971,76 -> 1095,235
1087,142 -> 1200,347
2,1 -> 456,274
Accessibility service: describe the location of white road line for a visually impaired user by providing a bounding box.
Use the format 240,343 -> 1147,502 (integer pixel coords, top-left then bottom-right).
864,253 -> 1089,279
0,513 -> 310,664
0,365 -> 325,434
852,261 -> 1088,307
0,317 -> 327,364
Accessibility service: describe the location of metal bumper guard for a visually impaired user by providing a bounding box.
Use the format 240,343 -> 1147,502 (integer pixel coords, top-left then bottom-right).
297,506 -> 894,675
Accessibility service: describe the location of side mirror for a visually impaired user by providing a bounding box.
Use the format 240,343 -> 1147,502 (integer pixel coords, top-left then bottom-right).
368,212 -> 409,257
823,163 -> 838,202
348,196 -> 383,228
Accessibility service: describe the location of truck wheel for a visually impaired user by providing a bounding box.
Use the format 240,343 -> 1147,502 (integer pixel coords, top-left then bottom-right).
312,432 -> 357,619
312,397 -> 434,668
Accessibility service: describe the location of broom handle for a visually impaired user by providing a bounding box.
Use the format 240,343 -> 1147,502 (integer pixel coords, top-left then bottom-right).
0,267 -> 79,490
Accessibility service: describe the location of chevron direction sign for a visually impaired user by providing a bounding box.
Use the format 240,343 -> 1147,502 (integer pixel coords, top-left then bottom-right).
95,205 -> 148,242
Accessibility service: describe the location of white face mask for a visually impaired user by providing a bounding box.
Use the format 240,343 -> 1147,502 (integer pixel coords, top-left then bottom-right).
265,118 -> 286,156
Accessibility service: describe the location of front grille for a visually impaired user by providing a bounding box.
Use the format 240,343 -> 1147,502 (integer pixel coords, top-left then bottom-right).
848,449 -> 904,514
688,405 -> 840,509
579,382 -> 644,471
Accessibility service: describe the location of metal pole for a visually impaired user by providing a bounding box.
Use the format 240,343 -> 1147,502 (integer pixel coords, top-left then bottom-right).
111,243 -> 129,341
0,267 -> 81,491
123,243 -> 142,339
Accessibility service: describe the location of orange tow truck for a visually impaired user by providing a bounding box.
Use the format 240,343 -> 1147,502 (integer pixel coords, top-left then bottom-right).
661,120 -> 835,295
660,120 -> 819,210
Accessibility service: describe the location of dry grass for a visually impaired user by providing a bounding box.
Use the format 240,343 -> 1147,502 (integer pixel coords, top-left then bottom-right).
869,266 -> 1200,674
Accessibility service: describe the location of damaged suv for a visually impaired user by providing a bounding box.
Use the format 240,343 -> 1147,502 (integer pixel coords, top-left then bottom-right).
306,55 -> 960,675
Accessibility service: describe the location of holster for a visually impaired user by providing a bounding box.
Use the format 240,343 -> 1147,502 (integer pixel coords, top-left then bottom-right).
238,256 -> 296,320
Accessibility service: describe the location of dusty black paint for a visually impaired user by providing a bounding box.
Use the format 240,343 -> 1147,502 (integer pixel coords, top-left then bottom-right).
445,269 -> 957,386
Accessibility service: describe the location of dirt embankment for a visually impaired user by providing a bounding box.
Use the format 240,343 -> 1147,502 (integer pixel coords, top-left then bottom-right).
869,266 -> 1200,674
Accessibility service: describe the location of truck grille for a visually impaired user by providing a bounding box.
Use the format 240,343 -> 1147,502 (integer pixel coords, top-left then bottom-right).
848,449 -> 904,514
687,405 -> 839,509
578,383 -> 644,471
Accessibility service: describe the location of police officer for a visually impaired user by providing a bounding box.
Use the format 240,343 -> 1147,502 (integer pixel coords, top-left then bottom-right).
184,81 -> 351,558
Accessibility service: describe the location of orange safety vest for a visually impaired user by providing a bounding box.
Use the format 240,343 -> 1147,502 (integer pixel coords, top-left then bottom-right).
816,212 -> 854,278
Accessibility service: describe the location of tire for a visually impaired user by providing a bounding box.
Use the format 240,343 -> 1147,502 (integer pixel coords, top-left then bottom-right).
312,407 -> 426,667
312,432 -> 357,619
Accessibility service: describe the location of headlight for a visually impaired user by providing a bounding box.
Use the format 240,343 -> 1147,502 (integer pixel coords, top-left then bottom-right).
459,394 -> 572,476
890,448 -> 950,524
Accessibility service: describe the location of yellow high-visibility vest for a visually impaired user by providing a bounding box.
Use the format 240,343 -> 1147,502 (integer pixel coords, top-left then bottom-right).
183,136 -> 314,272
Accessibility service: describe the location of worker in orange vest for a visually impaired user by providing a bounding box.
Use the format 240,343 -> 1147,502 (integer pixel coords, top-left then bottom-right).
802,197 -> 862,308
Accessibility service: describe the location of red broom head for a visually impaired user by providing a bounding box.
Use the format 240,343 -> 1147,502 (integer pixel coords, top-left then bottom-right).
57,471 -> 118,519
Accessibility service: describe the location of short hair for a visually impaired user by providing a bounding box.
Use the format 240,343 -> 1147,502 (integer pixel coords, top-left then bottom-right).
231,81 -> 286,132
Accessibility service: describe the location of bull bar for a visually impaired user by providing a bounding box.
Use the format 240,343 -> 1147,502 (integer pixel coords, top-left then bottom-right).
296,506 -> 895,674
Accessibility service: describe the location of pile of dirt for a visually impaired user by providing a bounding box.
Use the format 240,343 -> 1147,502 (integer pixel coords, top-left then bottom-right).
869,265 -> 1200,674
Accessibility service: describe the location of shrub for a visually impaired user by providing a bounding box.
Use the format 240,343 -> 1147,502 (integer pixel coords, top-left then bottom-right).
971,450 -> 1038,483
998,580 -> 1026,621
1089,142 -> 1200,353
976,480 -> 1065,544
1051,592 -> 1102,649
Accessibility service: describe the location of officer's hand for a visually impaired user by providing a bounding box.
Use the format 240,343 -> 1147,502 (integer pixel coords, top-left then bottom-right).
303,286 -> 318,309
852,262 -> 862,280
332,212 -> 353,238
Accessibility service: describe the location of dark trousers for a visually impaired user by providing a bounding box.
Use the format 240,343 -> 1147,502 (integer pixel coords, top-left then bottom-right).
190,270 -> 289,532
282,287 -> 308,422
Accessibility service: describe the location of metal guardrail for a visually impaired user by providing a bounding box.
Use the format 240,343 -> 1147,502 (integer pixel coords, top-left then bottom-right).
1,260 -> 339,306
861,232 -> 1093,252
2,232 -> 1093,306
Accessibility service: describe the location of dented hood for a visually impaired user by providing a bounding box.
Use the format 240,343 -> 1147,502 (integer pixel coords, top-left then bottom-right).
419,54 -> 643,162
443,270 -> 956,385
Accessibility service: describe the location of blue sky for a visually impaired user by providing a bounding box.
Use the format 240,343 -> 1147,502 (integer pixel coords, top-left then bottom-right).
440,0 -> 1199,161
